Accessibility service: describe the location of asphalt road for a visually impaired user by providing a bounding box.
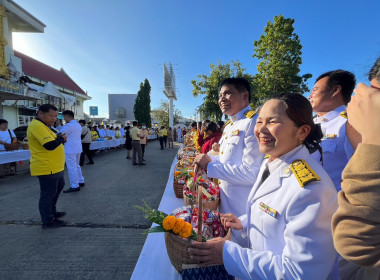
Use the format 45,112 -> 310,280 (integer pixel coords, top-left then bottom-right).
0,140 -> 180,280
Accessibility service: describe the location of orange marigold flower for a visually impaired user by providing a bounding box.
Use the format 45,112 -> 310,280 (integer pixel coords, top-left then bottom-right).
179,222 -> 193,238
162,215 -> 177,231
189,171 -> 195,177
174,171 -> 181,177
172,218 -> 186,234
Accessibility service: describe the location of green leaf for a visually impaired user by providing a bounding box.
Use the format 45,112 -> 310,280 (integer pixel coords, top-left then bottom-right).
144,226 -> 166,234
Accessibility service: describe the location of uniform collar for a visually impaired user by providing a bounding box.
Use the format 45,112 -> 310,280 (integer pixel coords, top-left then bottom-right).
229,105 -> 252,123
266,145 -> 304,175
315,105 -> 346,123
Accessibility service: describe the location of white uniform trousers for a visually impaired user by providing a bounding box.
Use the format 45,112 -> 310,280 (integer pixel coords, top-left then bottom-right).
66,153 -> 84,189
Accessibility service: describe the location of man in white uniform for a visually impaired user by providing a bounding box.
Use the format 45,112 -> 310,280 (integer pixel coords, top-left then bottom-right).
60,110 -> 84,193
176,127 -> 182,142
194,77 -> 264,246
309,70 -> 360,191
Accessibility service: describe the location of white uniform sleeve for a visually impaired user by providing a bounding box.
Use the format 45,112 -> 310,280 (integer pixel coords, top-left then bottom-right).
207,120 -> 262,185
223,182 -> 338,280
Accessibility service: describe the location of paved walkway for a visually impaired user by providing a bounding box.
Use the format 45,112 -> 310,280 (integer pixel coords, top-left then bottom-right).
0,140 -> 180,280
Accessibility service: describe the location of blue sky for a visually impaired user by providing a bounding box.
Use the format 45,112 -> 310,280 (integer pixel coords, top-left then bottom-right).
13,0 -> 380,119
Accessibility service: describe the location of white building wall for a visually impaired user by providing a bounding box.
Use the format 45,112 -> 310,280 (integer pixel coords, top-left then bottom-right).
3,106 -> 17,129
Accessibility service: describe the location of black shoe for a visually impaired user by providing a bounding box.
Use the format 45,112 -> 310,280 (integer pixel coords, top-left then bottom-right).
133,163 -> 138,165
138,163 -> 146,165
80,164 -> 84,166
86,162 -> 94,165
79,183 -> 85,187
42,219 -> 66,228
54,211 -> 66,218
63,187 -> 80,193
142,159 -> 146,161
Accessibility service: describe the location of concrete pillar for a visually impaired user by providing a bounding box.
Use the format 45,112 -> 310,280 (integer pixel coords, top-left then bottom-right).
169,97 -> 174,128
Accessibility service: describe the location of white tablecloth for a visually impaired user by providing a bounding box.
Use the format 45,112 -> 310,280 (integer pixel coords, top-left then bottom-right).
0,150 -> 31,164
148,135 -> 157,140
89,138 -> 125,150
131,156 -> 184,280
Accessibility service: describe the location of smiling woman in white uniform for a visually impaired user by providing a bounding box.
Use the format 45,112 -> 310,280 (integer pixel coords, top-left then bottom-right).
189,94 -> 339,280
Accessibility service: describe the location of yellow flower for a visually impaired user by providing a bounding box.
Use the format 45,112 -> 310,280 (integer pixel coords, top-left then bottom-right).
172,218 -> 185,234
179,222 -> 193,238
162,215 -> 177,231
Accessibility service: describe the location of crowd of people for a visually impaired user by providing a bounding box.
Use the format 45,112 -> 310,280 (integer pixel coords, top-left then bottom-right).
185,60 -> 380,279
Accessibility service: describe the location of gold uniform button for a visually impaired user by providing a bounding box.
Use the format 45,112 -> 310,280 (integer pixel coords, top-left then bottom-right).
225,136 -> 227,139
221,151 -> 224,154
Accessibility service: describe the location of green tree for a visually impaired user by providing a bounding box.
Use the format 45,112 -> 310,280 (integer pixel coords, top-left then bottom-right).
134,79 -> 152,127
252,15 -> 312,104
151,100 -> 182,128
191,60 -> 254,120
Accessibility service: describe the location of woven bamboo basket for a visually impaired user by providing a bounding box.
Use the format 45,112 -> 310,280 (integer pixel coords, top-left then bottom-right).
165,184 -> 230,273
4,142 -> 20,151
173,180 -> 185,198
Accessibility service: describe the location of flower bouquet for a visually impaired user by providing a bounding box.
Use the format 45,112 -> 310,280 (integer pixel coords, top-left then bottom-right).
184,178 -> 220,211
137,181 -> 230,274
173,167 -> 194,199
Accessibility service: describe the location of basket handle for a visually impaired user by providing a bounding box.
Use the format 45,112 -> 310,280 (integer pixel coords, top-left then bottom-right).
197,183 -> 203,242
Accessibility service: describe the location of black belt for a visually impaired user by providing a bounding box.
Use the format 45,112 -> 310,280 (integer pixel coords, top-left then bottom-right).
132,140 -> 140,141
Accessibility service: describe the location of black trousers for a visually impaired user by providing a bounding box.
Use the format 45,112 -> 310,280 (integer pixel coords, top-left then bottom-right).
37,171 -> 65,224
159,137 -> 164,149
141,144 -> 146,157
163,136 -> 167,147
80,143 -> 94,165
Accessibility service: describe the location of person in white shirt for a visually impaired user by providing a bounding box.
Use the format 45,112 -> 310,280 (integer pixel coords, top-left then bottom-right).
0,119 -> 17,151
176,128 -> 182,142
59,110 -> 84,193
309,70 -> 360,191
189,94 -> 339,280
194,77 -> 264,246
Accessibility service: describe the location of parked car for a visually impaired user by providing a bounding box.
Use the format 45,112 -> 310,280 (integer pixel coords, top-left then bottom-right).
14,126 -> 28,141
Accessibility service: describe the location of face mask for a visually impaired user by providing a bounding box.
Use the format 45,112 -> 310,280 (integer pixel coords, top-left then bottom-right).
142,126 -> 146,129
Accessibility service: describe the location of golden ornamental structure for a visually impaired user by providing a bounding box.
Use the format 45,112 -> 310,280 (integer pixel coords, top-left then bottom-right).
0,4 -> 9,80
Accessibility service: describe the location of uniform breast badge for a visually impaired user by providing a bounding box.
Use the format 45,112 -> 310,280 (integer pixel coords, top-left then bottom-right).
325,134 -> 336,139
232,129 -> 239,136
290,159 -> 321,187
259,202 -> 277,218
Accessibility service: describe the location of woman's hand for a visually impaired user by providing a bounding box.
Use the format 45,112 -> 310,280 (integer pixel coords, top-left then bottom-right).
220,213 -> 242,230
194,154 -> 212,172
188,238 -> 226,267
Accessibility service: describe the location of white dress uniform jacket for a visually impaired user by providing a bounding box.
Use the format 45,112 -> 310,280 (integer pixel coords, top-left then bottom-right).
311,105 -> 353,191
207,105 -> 264,245
223,145 -> 339,280
59,120 -> 82,154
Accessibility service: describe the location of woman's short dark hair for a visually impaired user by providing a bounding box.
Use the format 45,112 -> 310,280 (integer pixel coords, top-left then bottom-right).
79,119 -> 86,125
0,119 -> 8,125
206,122 -> 217,133
271,93 -> 323,157
191,122 -> 197,128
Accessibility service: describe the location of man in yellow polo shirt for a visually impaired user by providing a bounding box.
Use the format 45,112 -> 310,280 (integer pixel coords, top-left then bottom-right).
27,104 -> 67,228
130,121 -> 145,165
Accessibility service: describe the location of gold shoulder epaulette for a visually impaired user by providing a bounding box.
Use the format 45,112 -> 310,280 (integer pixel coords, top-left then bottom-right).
264,154 -> 270,159
225,120 -> 232,126
244,110 -> 257,119
340,111 -> 348,119
290,159 -> 320,188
